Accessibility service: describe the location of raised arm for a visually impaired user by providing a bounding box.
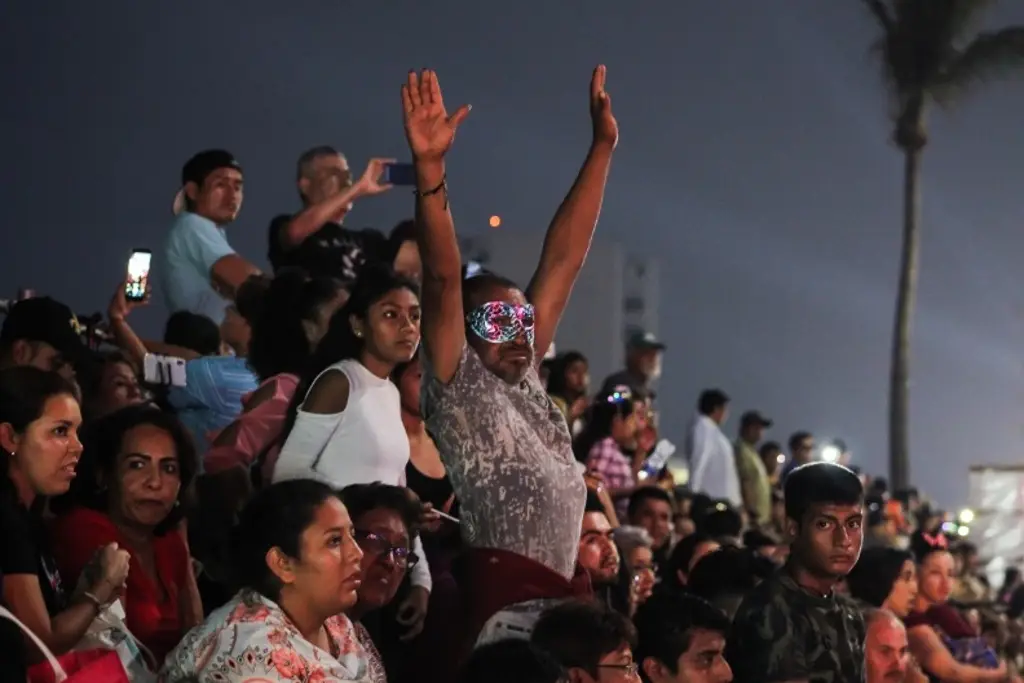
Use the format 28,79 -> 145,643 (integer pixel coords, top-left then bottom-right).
402,70 -> 472,383
278,159 -> 395,250
527,65 -> 618,359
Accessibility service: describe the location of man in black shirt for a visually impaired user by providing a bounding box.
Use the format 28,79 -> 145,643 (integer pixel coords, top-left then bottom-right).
727,462 -> 867,683
267,146 -> 395,284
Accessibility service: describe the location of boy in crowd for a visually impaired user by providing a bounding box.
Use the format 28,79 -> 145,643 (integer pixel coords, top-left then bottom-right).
727,462 -> 866,683
634,592 -> 733,683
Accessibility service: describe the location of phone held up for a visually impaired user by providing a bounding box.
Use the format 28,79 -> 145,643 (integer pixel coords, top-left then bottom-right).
125,249 -> 152,302
382,162 -> 416,186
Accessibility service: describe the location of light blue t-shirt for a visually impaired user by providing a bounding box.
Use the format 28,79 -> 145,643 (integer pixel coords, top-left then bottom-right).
167,355 -> 258,463
157,212 -> 235,324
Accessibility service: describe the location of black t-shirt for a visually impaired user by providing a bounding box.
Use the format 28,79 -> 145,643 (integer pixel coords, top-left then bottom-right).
0,488 -> 66,677
0,488 -> 66,617
267,214 -> 388,283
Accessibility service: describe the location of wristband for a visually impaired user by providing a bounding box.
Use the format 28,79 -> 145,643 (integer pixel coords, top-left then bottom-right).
414,176 -> 448,209
81,591 -> 103,612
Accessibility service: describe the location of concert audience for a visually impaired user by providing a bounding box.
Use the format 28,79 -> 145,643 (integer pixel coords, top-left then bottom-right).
4,62 -> 1023,683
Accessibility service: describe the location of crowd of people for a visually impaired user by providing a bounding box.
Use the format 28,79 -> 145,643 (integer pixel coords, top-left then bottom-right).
0,66 -> 1020,683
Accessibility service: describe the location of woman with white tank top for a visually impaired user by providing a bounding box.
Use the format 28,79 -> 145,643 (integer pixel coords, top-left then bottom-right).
272,265 -> 434,639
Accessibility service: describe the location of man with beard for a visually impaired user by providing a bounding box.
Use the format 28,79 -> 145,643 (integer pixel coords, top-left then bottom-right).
578,491 -> 622,608
727,462 -> 866,683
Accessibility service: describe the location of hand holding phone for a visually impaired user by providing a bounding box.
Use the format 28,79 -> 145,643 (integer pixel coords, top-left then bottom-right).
637,439 -> 676,481
355,158 -> 399,196
125,249 -> 152,302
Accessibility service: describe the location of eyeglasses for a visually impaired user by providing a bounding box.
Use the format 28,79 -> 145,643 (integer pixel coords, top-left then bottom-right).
354,530 -> 419,569
598,662 -> 640,677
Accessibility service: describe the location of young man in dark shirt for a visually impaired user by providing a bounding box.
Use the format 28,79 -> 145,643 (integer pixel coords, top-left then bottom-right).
728,462 -> 867,683
267,146 -> 394,283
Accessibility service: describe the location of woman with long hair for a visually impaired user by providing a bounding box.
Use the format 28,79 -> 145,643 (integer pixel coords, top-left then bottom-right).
50,404 -> 202,661
575,387 -> 640,520
273,264 -> 433,638
905,531 -> 1017,682
204,268 -> 346,478
546,351 -> 589,435
0,367 -> 130,665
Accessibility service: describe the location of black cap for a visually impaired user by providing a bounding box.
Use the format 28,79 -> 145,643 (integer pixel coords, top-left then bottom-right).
740,410 -> 773,429
0,297 -> 85,360
173,149 -> 242,215
626,330 -> 665,351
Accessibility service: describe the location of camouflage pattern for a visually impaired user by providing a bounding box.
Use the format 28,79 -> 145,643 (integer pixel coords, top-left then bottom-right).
727,570 -> 866,683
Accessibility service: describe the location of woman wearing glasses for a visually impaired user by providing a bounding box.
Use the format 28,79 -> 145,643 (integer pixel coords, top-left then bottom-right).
340,483 -> 422,683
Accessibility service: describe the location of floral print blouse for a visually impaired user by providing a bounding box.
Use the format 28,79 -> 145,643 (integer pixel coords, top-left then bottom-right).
159,590 -> 371,682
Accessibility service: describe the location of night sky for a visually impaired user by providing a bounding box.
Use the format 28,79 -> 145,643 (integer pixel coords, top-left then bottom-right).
4,1 -> 1024,508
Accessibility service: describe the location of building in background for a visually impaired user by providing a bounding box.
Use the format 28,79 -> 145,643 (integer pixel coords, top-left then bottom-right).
459,230 -> 659,386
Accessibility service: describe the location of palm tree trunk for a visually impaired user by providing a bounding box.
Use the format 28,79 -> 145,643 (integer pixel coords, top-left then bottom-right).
888,146 -> 922,491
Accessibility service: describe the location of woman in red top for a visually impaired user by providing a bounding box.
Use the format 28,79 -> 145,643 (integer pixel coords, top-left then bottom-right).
50,405 -> 202,661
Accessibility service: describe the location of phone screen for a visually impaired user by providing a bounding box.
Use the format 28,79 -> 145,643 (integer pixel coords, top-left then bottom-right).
126,250 -> 152,302
384,162 -> 417,186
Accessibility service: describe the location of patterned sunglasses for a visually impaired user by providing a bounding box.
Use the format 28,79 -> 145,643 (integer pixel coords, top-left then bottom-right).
466,301 -> 536,345
354,530 -> 419,569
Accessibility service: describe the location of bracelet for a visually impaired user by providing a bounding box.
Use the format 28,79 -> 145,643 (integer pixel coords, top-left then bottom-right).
414,175 -> 447,197
81,591 -> 103,612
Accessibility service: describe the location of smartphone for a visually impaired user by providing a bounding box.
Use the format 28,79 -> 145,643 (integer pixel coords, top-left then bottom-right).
125,249 -> 152,302
637,439 -> 677,481
383,162 -> 417,186
143,354 -> 187,387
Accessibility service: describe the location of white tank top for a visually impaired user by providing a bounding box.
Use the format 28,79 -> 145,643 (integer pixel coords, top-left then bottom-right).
272,359 -> 410,488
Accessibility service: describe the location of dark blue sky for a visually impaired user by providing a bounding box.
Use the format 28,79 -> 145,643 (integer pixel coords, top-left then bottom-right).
4,1 -> 1024,507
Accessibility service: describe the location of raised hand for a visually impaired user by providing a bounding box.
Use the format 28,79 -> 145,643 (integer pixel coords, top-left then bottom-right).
402,70 -> 471,162
355,157 -> 397,196
108,279 -> 149,323
590,65 -> 618,148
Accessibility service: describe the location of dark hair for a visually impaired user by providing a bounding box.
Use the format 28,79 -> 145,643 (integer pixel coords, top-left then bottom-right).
461,271 -> 520,314
49,405 -> 197,535
531,600 -> 636,677
546,351 -> 588,399
0,365 -> 78,468
788,431 -> 812,453
686,546 -> 775,603
385,219 -> 418,265
573,391 -> 635,463
845,547 -> 914,607
784,462 -> 864,523
76,349 -> 138,418
247,269 -> 341,380
339,482 -> 422,542
458,639 -> 566,683
695,504 -> 743,539
0,367 -> 78,476
163,311 -> 220,356
390,348 -> 420,388
626,486 -> 674,521
633,593 -> 730,678
585,489 -> 607,514
666,533 -> 715,590
759,441 -> 781,458
697,389 -> 729,416
229,479 -> 341,599
910,530 -> 952,564
280,265 -> 418,444
742,528 -> 780,550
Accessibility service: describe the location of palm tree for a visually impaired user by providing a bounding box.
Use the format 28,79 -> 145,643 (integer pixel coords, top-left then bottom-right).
861,0 -> 1024,491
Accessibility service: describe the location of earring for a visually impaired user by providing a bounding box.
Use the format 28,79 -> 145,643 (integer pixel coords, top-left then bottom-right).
354,330 -> 363,338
